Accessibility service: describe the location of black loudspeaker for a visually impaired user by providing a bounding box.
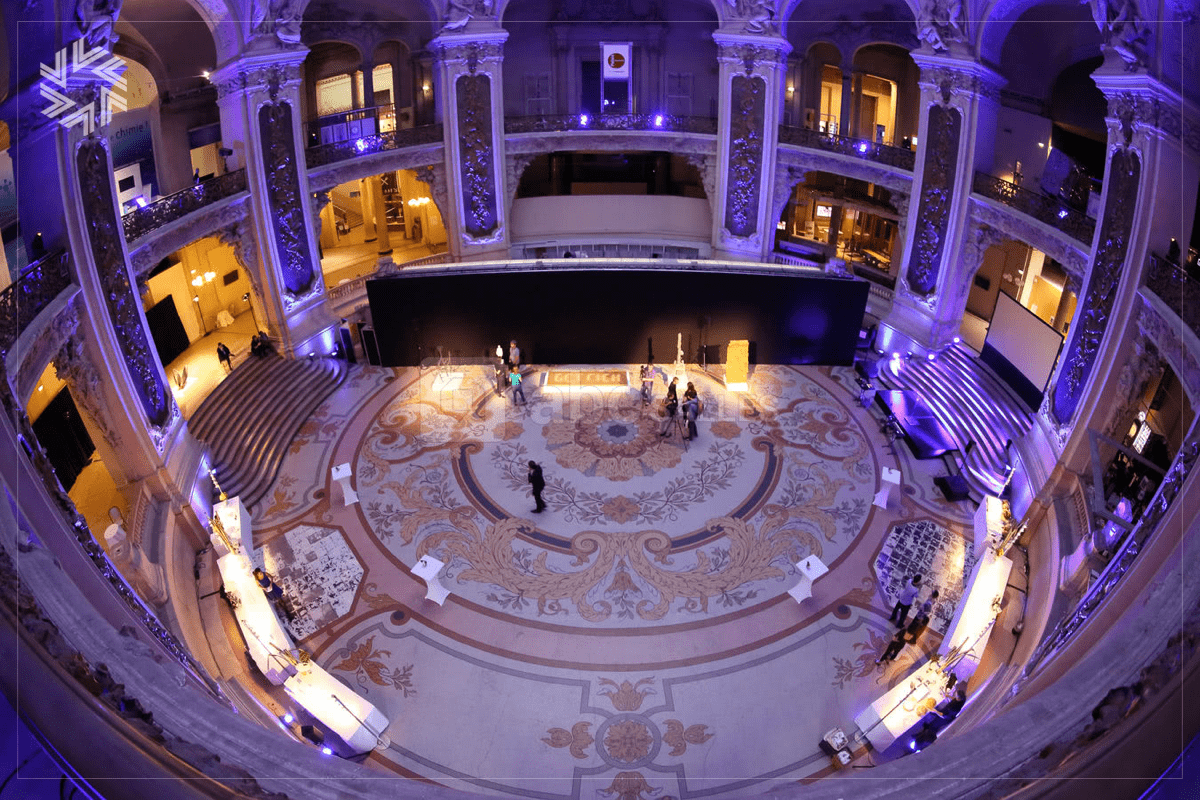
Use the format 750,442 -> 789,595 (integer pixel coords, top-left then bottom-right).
360,325 -> 381,366
301,724 -> 325,746
934,475 -> 971,502
338,326 -> 356,364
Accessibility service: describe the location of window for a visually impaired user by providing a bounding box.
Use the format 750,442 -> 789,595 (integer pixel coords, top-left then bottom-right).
666,73 -> 693,116
524,74 -> 552,115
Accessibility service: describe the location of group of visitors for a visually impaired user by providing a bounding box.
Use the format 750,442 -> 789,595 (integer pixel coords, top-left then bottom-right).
494,340 -> 526,404
250,331 -> 273,358
654,374 -> 701,440
877,574 -> 940,664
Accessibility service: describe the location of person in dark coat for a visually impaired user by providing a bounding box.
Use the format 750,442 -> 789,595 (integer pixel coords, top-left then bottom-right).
216,342 -> 232,372
527,460 -> 546,513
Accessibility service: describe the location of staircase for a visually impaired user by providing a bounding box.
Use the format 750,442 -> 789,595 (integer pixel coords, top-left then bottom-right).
875,341 -> 1035,497
189,354 -> 348,511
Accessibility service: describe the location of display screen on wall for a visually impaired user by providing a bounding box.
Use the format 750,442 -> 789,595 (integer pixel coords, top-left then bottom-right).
223,269 -> 239,286
109,108 -> 157,198
816,205 -> 832,218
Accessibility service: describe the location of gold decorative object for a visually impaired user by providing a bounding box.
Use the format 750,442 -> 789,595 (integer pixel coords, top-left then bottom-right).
208,512 -> 234,554
210,468 -> 228,502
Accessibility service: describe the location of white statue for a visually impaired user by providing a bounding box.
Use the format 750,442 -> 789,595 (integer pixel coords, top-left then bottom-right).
1084,0 -> 1148,68
442,0 -> 494,31
75,0 -> 121,51
917,0 -> 964,52
727,0 -> 775,34
251,0 -> 305,44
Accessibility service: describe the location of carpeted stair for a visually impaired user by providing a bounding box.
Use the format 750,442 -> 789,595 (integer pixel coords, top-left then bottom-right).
875,341 -> 1035,498
189,354 -> 347,511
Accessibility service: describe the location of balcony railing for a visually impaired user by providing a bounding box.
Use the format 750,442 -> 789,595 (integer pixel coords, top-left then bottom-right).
973,171 -> 1096,245
504,114 -> 718,135
305,124 -> 445,168
1144,253 -> 1199,339
777,126 -> 916,171
0,250 -> 72,358
120,169 -> 248,243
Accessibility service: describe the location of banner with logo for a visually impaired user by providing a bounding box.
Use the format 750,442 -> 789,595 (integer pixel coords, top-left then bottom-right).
601,43 -> 631,80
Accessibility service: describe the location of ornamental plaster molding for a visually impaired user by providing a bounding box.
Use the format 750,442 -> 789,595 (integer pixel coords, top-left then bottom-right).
504,153 -> 536,225
128,196 -> 252,280
1136,290 -> 1200,406
714,34 -> 790,75
12,295 -> 81,410
216,222 -> 268,316
770,164 -> 805,229
1102,90 -> 1184,148
212,57 -> 305,102
419,164 -> 450,227
914,55 -> 1004,108
54,307 -> 122,452
683,154 -> 717,208
773,148 -> 913,193
430,37 -> 505,69
968,197 -> 1090,279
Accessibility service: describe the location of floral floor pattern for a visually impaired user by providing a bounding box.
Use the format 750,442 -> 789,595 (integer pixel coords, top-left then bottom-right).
236,362 -> 982,798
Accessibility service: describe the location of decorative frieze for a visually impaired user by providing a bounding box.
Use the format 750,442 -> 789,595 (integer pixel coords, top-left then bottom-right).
53,307 -> 121,452
213,60 -> 304,101
723,74 -> 766,238
1105,91 -> 1184,146
455,74 -> 499,239
904,104 -> 960,295
1052,148 -> 1141,424
75,138 -> 171,429
257,101 -> 316,298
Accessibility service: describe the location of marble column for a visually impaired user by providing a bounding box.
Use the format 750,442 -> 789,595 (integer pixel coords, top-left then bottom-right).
1044,73 -> 1189,472
429,29 -> 510,260
711,32 -> 791,261
212,50 -> 336,356
888,54 -> 1004,347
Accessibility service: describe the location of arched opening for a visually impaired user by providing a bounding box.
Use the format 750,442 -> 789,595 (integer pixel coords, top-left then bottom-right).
776,170 -> 900,274
962,240 -> 1076,350
318,168 -> 447,283
116,0 -> 220,197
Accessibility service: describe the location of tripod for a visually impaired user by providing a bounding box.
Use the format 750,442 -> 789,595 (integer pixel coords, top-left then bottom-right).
660,410 -> 690,452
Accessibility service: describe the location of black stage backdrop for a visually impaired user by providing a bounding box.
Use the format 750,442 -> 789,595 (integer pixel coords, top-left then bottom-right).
366,269 -> 868,366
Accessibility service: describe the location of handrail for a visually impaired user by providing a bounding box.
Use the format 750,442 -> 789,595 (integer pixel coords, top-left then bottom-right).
972,171 -> 1096,245
1021,437 -> 1199,678
1143,252 -> 1199,340
0,250 -> 73,359
305,124 -> 444,168
777,125 -> 916,171
120,169 -> 248,243
504,113 -> 718,135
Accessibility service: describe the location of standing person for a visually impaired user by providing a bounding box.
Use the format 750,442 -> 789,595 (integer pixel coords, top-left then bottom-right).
659,379 -> 679,437
216,342 -> 232,372
904,592 -> 938,643
527,460 -> 546,513
509,365 -> 526,405
682,382 -> 700,440
508,339 -> 521,368
193,168 -> 201,184
875,627 -> 909,664
640,361 -> 662,406
891,574 -> 923,628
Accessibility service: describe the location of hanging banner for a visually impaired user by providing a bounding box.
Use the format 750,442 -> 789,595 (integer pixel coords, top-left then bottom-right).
601,43 -> 631,80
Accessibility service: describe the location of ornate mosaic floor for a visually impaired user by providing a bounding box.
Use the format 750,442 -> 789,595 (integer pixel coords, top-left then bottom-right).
248,363 -> 979,797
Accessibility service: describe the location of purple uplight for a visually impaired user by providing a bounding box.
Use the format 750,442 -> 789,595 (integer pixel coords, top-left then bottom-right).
579,113 -> 590,126
1057,208 -> 1069,219
354,138 -> 368,153
857,141 -> 869,153
953,336 -> 961,343
134,196 -> 149,208
283,713 -> 294,724
653,114 -> 664,127
927,352 -> 936,361
321,747 -> 334,756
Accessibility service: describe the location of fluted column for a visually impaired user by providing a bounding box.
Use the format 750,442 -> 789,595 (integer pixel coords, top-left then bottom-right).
887,54 -> 1004,347
429,29 -> 510,261
711,32 -> 791,261
1045,73 -> 1188,472
212,50 -> 337,356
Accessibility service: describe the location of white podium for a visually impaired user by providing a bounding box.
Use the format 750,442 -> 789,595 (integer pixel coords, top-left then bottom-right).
413,556 -> 451,605
331,463 -> 358,506
873,466 -> 902,510
212,496 -> 253,556
787,555 -> 829,602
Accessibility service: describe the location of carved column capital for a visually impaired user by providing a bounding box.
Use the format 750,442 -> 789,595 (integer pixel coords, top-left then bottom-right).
1093,76 -> 1184,149
912,53 -> 1004,110
713,32 -> 791,75
210,51 -> 306,103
